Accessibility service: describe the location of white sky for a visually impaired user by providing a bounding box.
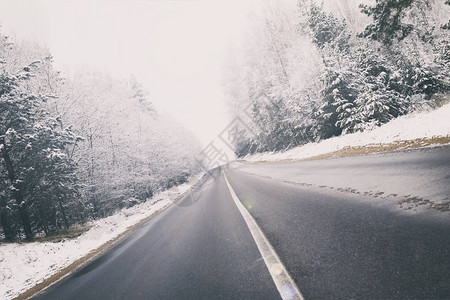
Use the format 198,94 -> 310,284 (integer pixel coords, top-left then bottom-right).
0,0 -> 263,155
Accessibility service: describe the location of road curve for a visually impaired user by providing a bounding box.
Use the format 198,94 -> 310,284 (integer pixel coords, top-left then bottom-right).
226,146 -> 450,299
32,146 -> 450,300
32,168 -> 280,300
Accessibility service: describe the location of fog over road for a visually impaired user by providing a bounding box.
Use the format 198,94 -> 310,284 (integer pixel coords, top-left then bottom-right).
33,146 -> 450,300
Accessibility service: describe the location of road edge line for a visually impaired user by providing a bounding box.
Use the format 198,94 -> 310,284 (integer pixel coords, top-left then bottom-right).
223,170 -> 305,300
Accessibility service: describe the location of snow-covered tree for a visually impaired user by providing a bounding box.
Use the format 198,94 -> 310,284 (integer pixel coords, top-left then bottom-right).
0,70 -> 35,240
0,31 -> 203,241
0,58 -> 80,239
360,0 -> 450,100
359,0 -> 415,46
221,0 -> 449,155
306,3 -> 360,137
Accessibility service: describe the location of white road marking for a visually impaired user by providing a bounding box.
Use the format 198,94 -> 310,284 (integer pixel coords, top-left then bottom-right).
223,171 -> 305,300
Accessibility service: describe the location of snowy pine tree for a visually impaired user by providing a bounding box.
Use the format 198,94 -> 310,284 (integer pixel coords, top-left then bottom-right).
0,63 -> 81,239
307,3 -> 359,137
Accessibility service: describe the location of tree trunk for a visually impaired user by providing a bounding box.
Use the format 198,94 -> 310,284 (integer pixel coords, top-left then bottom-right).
0,139 -> 33,240
0,198 -> 15,241
58,197 -> 70,229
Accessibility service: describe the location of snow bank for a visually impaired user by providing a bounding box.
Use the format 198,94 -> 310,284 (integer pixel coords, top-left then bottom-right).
244,103 -> 450,162
0,178 -> 199,300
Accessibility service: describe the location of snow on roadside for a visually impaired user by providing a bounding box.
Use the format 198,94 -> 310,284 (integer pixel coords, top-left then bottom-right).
244,103 -> 450,163
0,176 -> 201,300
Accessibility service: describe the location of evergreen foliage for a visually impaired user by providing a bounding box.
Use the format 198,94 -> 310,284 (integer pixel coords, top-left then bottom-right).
0,33 -> 202,241
222,0 -> 449,157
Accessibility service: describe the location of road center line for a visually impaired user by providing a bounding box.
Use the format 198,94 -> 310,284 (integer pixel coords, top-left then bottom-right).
223,170 -> 305,300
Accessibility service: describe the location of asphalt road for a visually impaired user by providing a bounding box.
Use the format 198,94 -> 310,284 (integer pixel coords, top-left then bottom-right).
226,145 -> 450,299
33,146 -> 450,300
33,169 -> 280,300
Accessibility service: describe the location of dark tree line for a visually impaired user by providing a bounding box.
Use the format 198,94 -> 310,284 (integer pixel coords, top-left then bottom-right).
0,33 -> 202,241
223,0 -> 449,157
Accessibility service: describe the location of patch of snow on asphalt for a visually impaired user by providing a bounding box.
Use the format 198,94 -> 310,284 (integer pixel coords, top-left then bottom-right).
0,179 -> 198,300
244,103 -> 450,162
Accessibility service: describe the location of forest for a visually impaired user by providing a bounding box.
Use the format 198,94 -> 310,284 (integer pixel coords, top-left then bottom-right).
0,32 -> 202,241
1,0 -> 449,242
223,0 -> 450,156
